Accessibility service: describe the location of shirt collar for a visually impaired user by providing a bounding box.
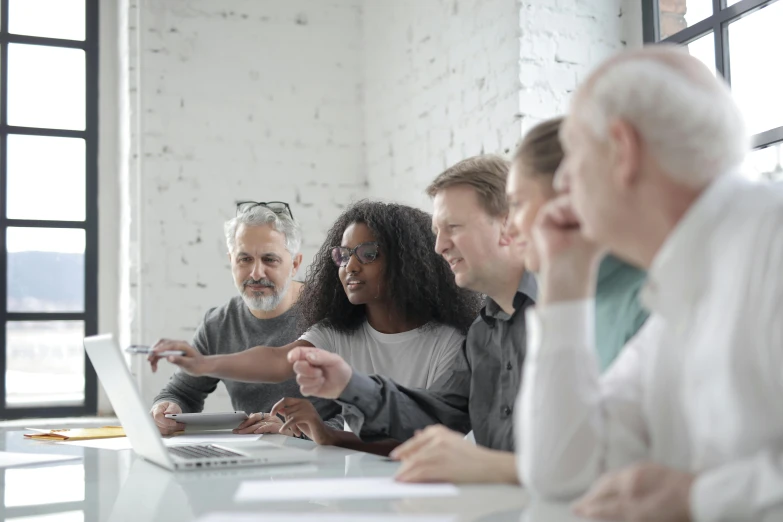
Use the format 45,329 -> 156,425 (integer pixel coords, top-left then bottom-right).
641,173 -> 746,318
597,254 -> 628,283
480,271 -> 538,325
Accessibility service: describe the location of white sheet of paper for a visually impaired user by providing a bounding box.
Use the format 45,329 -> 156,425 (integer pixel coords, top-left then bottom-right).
0,451 -> 81,469
234,477 -> 459,503
198,514 -> 456,522
51,433 -> 263,451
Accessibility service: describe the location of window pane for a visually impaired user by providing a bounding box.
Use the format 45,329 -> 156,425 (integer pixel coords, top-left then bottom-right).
7,44 -> 85,130
742,142 -> 783,182
7,227 -> 85,312
9,0 -> 85,41
686,32 -> 716,76
659,0 -> 713,40
5,321 -> 85,408
5,465 -> 84,506
7,135 -> 86,221
728,2 -> 783,136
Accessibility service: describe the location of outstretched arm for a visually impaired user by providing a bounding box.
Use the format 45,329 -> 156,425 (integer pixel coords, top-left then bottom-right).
289,345 -> 472,441
148,339 -> 314,383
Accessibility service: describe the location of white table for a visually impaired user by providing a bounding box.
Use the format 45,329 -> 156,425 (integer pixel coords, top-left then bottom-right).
0,423 -> 590,522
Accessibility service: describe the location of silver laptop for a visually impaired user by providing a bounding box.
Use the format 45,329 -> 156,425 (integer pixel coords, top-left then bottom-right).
84,334 -> 315,471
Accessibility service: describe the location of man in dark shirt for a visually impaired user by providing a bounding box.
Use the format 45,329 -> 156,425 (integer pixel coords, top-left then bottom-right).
280,155 -> 535,484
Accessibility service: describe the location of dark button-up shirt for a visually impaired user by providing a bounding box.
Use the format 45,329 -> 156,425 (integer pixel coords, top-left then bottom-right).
337,272 -> 537,451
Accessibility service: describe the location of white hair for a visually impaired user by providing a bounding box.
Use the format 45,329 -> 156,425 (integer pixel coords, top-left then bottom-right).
224,205 -> 303,255
580,52 -> 749,187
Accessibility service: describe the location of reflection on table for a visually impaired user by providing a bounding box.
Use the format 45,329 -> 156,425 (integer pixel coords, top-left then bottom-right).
1,426 -> 585,522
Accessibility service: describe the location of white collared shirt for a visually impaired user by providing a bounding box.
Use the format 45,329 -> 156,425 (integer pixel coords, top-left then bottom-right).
516,174 -> 783,522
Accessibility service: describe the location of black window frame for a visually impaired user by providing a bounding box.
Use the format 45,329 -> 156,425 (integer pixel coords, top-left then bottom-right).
642,0 -> 783,151
0,0 -> 99,419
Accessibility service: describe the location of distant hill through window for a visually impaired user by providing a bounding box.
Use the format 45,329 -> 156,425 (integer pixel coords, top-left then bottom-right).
7,251 -> 84,312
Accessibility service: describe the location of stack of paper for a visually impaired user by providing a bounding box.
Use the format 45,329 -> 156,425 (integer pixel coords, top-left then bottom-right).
27,432 -> 263,451
24,426 -> 125,441
198,515 -> 457,522
235,477 -> 459,502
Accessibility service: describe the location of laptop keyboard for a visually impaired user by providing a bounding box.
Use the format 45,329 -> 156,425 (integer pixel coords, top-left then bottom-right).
167,444 -> 244,460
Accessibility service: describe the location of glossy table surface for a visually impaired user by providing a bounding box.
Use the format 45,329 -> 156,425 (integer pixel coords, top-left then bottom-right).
0,421 -> 592,522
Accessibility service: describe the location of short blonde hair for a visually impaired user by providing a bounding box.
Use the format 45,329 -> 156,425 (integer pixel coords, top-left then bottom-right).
426,155 -> 510,217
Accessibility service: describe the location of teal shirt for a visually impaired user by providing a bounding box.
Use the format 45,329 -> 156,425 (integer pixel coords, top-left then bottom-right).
595,255 -> 649,372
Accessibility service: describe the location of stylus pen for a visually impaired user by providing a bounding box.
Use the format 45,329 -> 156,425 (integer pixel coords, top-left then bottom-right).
125,345 -> 186,357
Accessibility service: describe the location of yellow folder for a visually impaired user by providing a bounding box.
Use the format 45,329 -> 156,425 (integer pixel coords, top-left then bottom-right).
24,426 -> 125,441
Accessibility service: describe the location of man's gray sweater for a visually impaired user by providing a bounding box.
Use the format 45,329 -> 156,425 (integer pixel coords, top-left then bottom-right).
153,296 -> 340,424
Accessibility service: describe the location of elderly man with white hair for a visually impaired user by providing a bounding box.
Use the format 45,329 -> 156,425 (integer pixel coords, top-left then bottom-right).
150,202 -> 339,436
517,46 -> 783,521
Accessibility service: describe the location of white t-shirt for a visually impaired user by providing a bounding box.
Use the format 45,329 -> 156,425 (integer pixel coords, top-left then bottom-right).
299,321 -> 464,390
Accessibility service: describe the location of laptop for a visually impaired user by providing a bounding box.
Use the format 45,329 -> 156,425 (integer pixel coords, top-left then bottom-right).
84,334 -> 315,471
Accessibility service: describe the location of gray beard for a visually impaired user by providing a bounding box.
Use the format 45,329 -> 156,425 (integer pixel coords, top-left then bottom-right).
239,278 -> 291,312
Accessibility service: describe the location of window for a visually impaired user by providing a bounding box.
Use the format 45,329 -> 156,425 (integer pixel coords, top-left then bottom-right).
643,0 -> 783,182
0,0 -> 99,418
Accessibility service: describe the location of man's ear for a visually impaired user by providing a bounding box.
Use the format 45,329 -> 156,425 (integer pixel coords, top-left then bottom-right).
608,118 -> 642,189
291,253 -> 303,276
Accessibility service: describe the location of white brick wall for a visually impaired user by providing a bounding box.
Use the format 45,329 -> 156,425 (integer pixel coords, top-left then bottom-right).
518,0 -> 641,135
124,0 -> 367,407
361,0 -> 640,210
363,0 -> 522,210
114,0 -> 643,410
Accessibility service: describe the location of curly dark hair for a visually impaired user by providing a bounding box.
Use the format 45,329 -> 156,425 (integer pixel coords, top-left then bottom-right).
298,200 -> 482,334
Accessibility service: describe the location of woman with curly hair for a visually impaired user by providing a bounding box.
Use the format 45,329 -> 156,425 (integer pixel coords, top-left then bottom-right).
149,200 -> 481,447
297,200 -> 479,361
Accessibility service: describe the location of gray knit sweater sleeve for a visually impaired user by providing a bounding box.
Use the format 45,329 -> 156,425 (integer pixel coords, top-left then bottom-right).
152,297 -> 342,424
152,309 -> 221,413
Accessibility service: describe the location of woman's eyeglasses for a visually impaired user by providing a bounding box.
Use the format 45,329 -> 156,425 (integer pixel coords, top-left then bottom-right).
236,201 -> 294,219
330,242 -> 381,267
